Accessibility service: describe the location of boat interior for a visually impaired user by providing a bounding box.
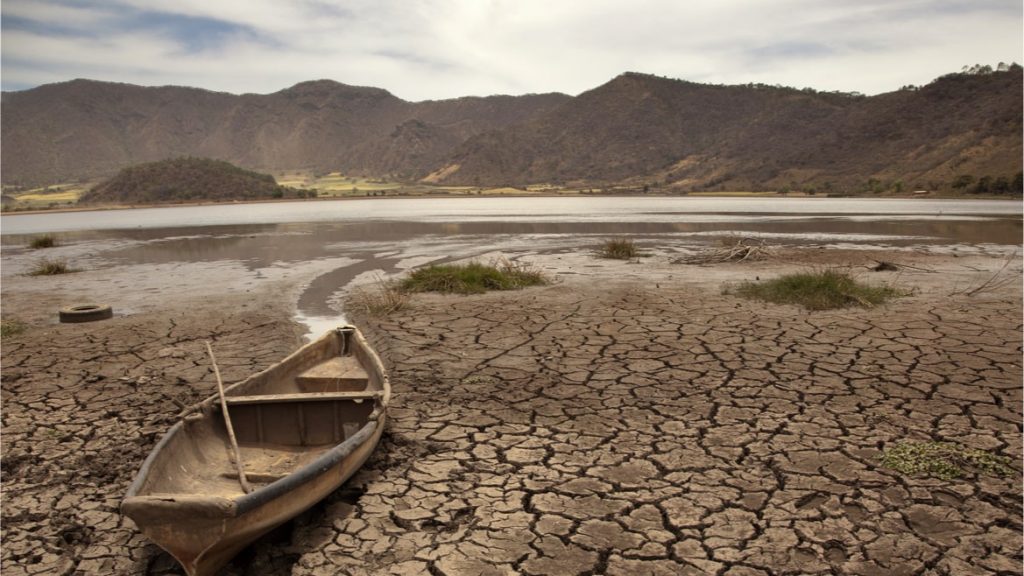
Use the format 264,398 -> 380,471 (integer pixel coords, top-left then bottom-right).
133,331 -> 384,499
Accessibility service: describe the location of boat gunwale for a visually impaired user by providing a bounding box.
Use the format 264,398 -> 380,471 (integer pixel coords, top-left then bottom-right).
234,419 -> 377,514
124,418 -> 187,499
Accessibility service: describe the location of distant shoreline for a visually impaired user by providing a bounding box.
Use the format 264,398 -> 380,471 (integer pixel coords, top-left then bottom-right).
3,190 -> 1018,218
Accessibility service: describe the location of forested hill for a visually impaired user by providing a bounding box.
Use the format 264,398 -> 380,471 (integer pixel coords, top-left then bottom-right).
79,158 -> 295,204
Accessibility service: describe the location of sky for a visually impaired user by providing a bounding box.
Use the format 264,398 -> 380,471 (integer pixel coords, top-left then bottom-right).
2,0 -> 1021,100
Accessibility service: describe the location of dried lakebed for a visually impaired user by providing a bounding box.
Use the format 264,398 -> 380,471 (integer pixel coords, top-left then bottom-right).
1,251 -> 1021,575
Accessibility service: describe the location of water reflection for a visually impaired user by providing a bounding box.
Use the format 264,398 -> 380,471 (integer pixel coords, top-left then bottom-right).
5,217 -> 1020,266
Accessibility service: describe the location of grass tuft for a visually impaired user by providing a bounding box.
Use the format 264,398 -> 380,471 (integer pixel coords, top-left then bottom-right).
880,441 -> 1013,480
401,260 -> 548,294
1,319 -> 26,338
729,269 -> 906,310
29,234 -> 58,249
27,258 -> 75,276
347,278 -> 410,317
597,238 -> 641,260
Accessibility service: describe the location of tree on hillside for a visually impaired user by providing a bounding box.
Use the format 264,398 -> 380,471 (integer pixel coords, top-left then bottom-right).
962,64 -> 994,75
973,176 -> 992,194
952,174 -> 975,191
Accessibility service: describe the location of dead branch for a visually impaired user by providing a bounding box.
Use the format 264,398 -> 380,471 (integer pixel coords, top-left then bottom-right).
677,238 -> 775,265
964,250 -> 1018,296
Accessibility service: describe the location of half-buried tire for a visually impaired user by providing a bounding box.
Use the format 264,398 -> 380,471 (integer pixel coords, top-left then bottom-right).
59,304 -> 113,323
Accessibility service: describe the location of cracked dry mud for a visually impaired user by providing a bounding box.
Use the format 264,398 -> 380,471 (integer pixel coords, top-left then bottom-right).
3,261 -> 1023,575
1,298 -> 306,576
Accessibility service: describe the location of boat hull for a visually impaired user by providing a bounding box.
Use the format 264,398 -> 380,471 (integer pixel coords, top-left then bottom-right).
122,327 -> 390,576
124,416 -> 384,576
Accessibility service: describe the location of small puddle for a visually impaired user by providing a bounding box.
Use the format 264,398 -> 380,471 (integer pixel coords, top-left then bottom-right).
294,313 -> 350,341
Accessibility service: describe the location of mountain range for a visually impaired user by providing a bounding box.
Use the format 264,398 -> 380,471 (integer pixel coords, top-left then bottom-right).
3,69 -> 1021,192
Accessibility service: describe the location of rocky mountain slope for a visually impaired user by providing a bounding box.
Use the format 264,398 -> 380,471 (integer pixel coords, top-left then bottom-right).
433,70 -> 1023,191
1,80 -> 568,187
3,69 -> 1020,192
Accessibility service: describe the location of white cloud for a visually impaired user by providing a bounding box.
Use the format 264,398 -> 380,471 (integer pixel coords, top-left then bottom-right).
2,0 -> 1021,98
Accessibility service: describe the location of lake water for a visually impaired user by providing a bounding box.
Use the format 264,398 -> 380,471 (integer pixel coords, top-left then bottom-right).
3,196 -> 1020,336
2,196 -> 1022,235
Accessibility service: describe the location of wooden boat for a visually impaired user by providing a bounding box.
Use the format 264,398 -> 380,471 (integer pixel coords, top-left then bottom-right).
122,326 -> 389,576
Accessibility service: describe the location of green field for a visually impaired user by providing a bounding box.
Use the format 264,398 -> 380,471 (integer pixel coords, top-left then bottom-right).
2,183 -> 91,211
686,190 -> 781,197
275,172 -> 591,197
276,172 -> 404,197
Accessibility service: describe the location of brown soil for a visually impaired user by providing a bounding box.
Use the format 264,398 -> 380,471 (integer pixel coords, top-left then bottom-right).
1,249 -> 1021,575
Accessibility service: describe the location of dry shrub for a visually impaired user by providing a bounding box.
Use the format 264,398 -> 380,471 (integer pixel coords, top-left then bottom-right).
347,278 -> 409,316
1,319 -> 26,338
27,258 -> 75,276
29,234 -> 58,249
596,238 -> 642,260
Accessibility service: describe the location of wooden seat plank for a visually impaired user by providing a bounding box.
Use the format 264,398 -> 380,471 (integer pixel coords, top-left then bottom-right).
296,356 -> 369,392
225,390 -> 381,406
220,471 -> 286,483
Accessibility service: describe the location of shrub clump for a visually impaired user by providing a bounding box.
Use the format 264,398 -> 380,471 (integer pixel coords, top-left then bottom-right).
1,319 -> 26,338
880,441 -> 1013,480
29,234 -> 58,249
401,260 -> 548,294
730,270 -> 905,310
27,258 -> 75,276
597,238 -> 641,260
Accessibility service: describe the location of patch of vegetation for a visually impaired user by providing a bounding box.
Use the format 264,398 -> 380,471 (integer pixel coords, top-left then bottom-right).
597,238 -> 642,260
1,319 -> 26,338
278,172 -> 405,198
952,171 -> 1022,195
400,260 -> 548,294
729,270 -> 906,310
346,278 -> 410,317
27,258 -> 75,276
3,183 -> 89,211
880,441 -> 1014,480
29,234 -> 58,249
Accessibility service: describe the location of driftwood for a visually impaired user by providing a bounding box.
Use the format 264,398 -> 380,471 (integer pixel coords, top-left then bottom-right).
678,238 -> 775,265
870,260 -> 935,273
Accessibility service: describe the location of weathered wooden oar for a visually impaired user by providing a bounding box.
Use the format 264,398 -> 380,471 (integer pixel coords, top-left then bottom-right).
205,341 -> 252,494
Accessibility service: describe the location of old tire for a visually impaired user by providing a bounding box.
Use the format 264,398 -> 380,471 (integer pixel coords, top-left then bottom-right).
59,304 -> 113,323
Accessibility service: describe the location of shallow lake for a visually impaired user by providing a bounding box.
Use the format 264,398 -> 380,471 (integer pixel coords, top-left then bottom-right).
1,196 -> 1022,235
3,196 -> 1021,336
